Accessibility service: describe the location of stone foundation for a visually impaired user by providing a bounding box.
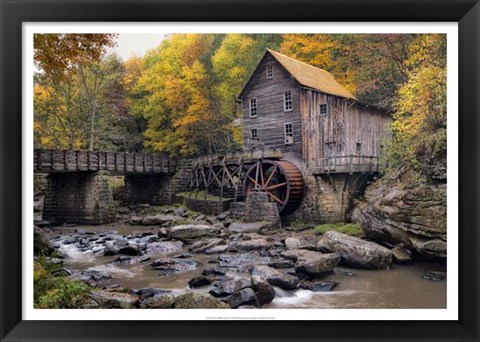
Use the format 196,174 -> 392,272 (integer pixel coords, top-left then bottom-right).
43,171 -> 115,224
286,173 -> 372,224
124,174 -> 172,205
230,191 -> 281,229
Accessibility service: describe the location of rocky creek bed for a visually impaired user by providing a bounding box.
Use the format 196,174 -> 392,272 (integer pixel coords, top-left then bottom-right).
34,206 -> 447,309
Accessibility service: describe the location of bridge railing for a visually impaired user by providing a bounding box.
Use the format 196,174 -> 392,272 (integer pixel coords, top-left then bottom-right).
34,149 -> 176,174
312,155 -> 380,175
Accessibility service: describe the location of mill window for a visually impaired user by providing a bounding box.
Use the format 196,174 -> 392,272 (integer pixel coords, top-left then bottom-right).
249,98 -> 257,117
356,143 -> 362,154
251,128 -> 258,140
266,65 -> 273,78
284,123 -> 293,144
318,103 -> 328,116
284,91 -> 292,111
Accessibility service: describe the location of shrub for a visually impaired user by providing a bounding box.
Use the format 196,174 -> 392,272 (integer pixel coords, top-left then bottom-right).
34,254 -> 91,309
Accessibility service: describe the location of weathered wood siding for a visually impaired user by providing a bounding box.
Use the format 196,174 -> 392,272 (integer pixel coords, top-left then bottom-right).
241,54 -> 303,163
300,89 -> 391,170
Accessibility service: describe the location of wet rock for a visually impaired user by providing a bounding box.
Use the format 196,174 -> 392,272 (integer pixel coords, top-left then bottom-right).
174,292 -> 230,309
119,243 -> 143,256
112,256 -> 133,265
145,241 -> 183,254
268,259 -> 294,269
172,253 -> 193,259
222,288 -> 257,308
205,244 -> 229,254
228,221 -> 273,234
392,246 -> 412,264
135,288 -> 171,300
422,271 -> 446,282
174,207 -> 188,217
158,227 -> 170,238
129,216 -> 143,225
252,265 -> 299,290
210,277 -> 252,297
138,235 -> 159,244
139,293 -> 176,308
90,290 -> 139,308
251,277 -> 275,306
299,280 -> 338,292
151,257 -> 198,276
189,238 -> 226,254
188,276 -> 212,288
229,238 -> 270,252
34,226 -> 54,255
318,231 -> 392,269
284,237 -> 301,250
273,242 -> 285,248
335,268 -> 355,276
139,256 -> 151,263
103,239 -> 128,256
282,250 -> 340,276
217,211 -> 230,220
170,224 -> 221,243
141,214 -> 183,226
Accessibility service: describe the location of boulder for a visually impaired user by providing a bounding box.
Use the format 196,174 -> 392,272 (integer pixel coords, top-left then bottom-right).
118,243 -> 143,256
170,224 -> 221,243
151,257 -> 198,276
422,271 -> 446,282
174,207 -> 188,217
351,169 -> 446,258
251,277 -> 275,306
229,239 -> 270,252
282,250 -> 340,276
252,265 -> 299,290
217,253 -> 272,272
89,290 -> 138,308
391,246 -> 412,264
284,237 -> 301,250
34,226 -> 54,255
222,288 -> 257,308
174,292 -> 230,309
319,231 -> 392,269
135,288 -> 171,300
209,278 -> 252,297
139,293 -> 176,308
141,215 -> 183,226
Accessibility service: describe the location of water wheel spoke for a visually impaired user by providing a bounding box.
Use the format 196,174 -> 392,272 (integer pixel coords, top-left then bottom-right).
267,191 -> 284,205
265,166 -> 278,186
267,181 -> 288,190
247,174 -> 261,188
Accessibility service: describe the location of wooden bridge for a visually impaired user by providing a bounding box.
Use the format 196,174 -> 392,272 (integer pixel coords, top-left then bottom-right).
34,149 -> 177,174
312,155 -> 380,175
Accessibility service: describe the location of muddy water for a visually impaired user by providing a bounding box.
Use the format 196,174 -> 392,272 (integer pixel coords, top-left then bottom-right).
53,224 -> 446,309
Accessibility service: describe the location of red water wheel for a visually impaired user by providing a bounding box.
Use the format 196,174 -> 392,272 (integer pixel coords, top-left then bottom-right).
242,160 -> 304,215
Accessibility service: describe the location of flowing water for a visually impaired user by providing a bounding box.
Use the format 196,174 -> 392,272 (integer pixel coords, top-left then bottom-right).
51,224 -> 446,309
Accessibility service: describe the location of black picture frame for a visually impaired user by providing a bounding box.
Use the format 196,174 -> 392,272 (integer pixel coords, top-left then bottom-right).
1,0 -> 479,341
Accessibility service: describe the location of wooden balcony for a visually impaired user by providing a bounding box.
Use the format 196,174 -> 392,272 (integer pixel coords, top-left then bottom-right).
311,155 -> 380,175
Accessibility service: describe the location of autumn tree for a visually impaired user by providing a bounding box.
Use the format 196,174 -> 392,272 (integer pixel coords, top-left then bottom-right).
385,34 -> 447,174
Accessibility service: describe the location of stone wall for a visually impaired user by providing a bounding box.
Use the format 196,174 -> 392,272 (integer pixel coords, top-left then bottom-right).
286,172 -> 371,224
230,191 -> 281,229
43,171 -> 115,224
124,174 -> 171,205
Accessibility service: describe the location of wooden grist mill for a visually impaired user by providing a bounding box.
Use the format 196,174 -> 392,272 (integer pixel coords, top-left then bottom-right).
188,149 -> 304,215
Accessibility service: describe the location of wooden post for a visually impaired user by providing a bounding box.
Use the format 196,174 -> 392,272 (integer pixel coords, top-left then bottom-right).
63,150 -> 67,170
87,152 -> 91,171
349,154 -> 353,175
76,151 -> 80,171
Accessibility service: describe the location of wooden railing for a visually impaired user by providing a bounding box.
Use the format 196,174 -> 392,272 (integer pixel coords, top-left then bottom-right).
192,149 -> 283,168
34,149 -> 177,174
312,155 -> 380,175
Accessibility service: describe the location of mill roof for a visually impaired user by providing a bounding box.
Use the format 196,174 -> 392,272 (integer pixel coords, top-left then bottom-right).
238,49 -> 357,101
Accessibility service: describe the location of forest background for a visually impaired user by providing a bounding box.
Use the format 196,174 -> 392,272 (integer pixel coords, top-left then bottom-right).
33,33 -> 446,173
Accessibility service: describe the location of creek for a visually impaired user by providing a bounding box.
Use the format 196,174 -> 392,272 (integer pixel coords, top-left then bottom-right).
49,223 -> 446,309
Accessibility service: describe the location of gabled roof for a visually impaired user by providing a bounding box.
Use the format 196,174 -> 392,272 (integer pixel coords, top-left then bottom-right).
238,49 -> 357,101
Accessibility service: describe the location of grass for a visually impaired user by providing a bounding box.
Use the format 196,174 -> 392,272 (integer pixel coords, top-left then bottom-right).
314,223 -> 364,237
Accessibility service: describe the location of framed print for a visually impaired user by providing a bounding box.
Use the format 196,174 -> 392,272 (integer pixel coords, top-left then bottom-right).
1,0 -> 479,341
